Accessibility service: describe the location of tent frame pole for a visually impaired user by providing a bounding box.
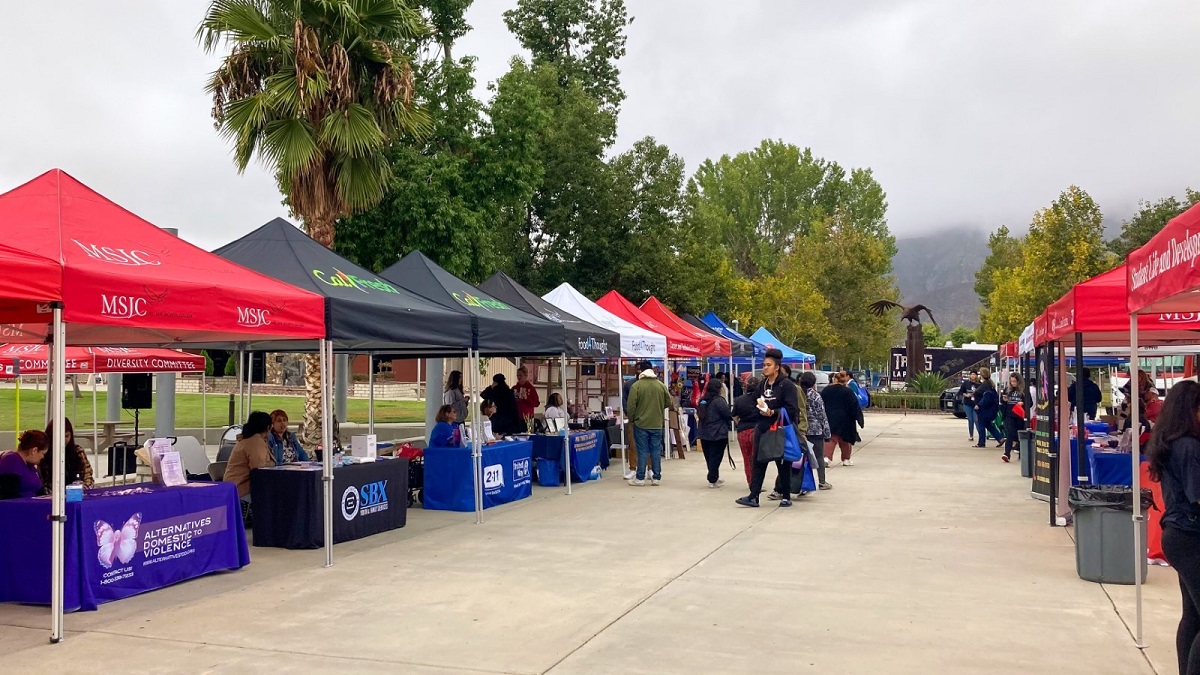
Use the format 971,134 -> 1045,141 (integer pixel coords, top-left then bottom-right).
561,353 -> 571,495
49,307 -> 66,642
321,340 -> 334,568
368,354 -> 375,437
1131,314 -> 1145,648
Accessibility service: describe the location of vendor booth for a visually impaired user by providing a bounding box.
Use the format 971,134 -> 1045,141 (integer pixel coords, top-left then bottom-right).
0,169 -> 327,640
596,290 -> 702,358
748,327 -> 816,365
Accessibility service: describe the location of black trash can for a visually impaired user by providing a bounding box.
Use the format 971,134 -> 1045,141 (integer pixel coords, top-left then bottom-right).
1068,485 -> 1153,584
1018,430 -> 1034,478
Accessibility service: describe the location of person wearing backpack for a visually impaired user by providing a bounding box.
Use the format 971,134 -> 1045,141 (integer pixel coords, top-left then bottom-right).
698,379 -> 733,488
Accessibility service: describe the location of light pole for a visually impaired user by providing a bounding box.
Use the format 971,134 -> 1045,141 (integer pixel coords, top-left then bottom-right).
732,319 -> 739,334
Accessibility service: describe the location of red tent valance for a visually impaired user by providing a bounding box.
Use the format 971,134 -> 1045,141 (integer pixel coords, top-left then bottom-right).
1043,263 -> 1200,345
0,344 -> 205,377
1128,202 -> 1200,314
596,291 -> 702,357
639,296 -> 731,357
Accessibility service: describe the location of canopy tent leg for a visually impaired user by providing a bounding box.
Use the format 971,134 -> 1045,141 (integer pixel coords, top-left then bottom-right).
1056,341 -> 1071,525
13,376 -> 18,444
321,339 -> 334,568
236,350 -> 244,423
49,307 -> 66,643
470,349 -> 484,524
1131,314 -> 1145,648
561,353 -> 571,496
201,372 -> 207,454
246,351 -> 254,413
91,376 -> 98,482
368,356 -> 375,437
1074,332 -> 1087,483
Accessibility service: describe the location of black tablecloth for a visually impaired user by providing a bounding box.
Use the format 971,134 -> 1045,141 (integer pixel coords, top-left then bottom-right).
250,460 -> 408,549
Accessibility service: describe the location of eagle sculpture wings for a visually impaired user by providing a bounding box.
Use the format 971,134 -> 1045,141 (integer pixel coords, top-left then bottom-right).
868,300 -> 939,328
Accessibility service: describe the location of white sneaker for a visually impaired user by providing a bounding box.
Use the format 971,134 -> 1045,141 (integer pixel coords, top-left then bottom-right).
843,458 -> 855,467
714,479 -> 725,487
628,478 -> 645,486
624,470 -> 637,480
826,458 -> 839,468
651,478 -> 661,486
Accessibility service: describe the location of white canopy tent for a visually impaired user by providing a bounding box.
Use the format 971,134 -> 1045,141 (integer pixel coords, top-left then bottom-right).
542,283 -> 667,360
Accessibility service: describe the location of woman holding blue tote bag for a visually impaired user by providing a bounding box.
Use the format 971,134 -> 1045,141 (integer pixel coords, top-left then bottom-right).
737,348 -> 799,509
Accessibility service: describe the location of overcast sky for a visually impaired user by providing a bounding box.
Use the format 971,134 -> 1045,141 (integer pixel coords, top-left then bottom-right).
2,1 -> 1197,250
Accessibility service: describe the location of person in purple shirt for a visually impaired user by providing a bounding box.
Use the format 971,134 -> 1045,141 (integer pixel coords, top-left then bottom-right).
0,430 -> 49,498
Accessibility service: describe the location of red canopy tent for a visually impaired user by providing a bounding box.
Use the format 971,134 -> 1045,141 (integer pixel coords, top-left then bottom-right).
0,169 -> 329,642
639,297 -> 731,357
0,344 -> 205,377
0,243 -> 63,324
1044,263 -> 1200,345
596,291 -> 702,357
0,169 -> 326,346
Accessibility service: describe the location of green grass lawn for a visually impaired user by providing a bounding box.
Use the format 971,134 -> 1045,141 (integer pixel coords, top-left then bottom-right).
0,389 -> 425,431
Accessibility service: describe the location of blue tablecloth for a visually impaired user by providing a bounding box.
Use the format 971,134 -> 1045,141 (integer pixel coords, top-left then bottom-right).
424,440 -> 534,512
530,431 -> 605,484
1088,446 -> 1145,486
0,482 -> 249,612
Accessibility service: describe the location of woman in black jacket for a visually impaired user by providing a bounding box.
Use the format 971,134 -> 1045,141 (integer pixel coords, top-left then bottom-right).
698,379 -> 733,488
821,371 -> 864,466
732,377 -> 761,486
482,374 -> 524,435
973,367 -> 1004,448
1001,373 -> 1029,463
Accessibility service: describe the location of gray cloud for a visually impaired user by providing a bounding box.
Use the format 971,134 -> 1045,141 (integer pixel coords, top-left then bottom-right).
2,1 -> 1196,251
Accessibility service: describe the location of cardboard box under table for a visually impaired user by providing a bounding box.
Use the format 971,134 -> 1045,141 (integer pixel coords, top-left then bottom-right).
250,459 -> 409,549
0,483 -> 249,611
424,440 -> 534,512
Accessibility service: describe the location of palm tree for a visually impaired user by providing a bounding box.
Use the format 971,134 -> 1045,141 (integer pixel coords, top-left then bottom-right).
199,0 -> 430,445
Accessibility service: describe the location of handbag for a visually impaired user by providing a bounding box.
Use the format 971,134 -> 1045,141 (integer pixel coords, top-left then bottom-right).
780,409 -> 804,463
756,418 -> 786,462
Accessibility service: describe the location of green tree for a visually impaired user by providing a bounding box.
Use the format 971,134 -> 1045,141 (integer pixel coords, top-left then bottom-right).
979,186 -> 1116,343
922,322 -> 944,347
1108,189 -> 1200,259
729,244 -> 835,354
200,0 -> 430,445
974,225 -> 1022,312
946,325 -> 977,348
503,0 -> 630,116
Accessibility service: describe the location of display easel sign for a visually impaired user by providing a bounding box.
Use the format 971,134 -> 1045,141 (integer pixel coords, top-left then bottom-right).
158,451 -> 186,487
148,438 -> 173,482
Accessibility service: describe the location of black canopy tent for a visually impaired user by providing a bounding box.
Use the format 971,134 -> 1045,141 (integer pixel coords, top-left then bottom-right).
380,252 -> 565,356
213,218 -> 473,353
478,272 -> 619,359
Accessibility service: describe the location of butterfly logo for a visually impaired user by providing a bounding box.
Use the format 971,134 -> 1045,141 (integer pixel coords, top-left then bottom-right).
94,513 -> 141,569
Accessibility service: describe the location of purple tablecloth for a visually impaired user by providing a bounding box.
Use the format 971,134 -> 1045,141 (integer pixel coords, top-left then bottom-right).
0,482 -> 250,611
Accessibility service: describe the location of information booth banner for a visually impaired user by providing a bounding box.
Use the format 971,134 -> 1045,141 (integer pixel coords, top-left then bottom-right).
0,483 -> 248,611
424,440 -> 534,512
1032,344 -> 1054,502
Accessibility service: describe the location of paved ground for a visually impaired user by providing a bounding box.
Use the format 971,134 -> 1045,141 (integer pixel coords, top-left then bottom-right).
0,413 -> 1180,674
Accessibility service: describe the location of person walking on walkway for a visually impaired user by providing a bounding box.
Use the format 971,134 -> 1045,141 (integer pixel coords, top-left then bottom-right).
698,378 -> 733,488
800,371 -> 833,490
958,370 -> 981,443
736,348 -> 798,508
1146,380 -> 1200,675
821,371 -> 864,467
732,376 -> 761,485
974,367 -> 1005,448
1000,373 -> 1028,463
626,365 -> 674,486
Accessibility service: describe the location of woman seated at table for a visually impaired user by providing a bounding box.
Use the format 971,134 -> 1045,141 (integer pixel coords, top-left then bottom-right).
429,405 -> 460,447
223,411 -> 274,501
544,394 -> 567,420
0,430 -> 49,498
39,417 -> 94,490
267,409 -> 310,464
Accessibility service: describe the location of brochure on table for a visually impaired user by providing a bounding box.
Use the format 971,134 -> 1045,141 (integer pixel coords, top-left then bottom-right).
149,437 -> 186,487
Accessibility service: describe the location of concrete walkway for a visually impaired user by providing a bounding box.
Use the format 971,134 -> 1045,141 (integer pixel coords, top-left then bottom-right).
0,414 -> 1178,673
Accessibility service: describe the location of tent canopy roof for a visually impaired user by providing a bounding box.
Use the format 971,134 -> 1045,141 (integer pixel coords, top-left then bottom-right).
681,313 -> 754,357
702,313 -> 766,358
0,344 -> 204,377
596,291 -> 702,357
640,297 -> 731,357
381,252 -> 564,355
0,243 -> 62,324
0,170 -> 326,346
214,218 -> 473,353
748,327 -> 816,364
478,272 -> 619,359
542,283 -> 666,359
1043,263 -> 1200,346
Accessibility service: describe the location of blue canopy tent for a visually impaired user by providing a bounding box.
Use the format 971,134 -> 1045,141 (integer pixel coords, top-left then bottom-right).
749,327 -> 816,365
701,313 -> 765,358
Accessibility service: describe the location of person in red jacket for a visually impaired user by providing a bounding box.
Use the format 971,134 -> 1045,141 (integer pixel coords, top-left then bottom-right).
513,366 -> 541,422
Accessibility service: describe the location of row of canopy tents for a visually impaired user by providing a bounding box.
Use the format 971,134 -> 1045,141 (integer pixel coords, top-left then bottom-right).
1008,200 -> 1200,648
0,168 -> 820,642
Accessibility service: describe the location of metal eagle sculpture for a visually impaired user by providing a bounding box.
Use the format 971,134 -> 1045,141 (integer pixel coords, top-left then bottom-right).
869,301 -> 939,381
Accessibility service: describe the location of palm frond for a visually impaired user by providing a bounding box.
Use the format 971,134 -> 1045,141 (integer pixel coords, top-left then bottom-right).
319,103 -> 385,157
261,118 -> 321,177
198,0 -> 279,52
333,152 -> 391,212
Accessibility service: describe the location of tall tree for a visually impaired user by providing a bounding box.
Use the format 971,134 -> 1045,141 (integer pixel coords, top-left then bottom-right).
979,186 -> 1116,342
947,325 -> 977,348
503,0 -> 630,117
1108,189 -> 1200,259
974,225 -> 1022,313
200,0 -> 430,444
